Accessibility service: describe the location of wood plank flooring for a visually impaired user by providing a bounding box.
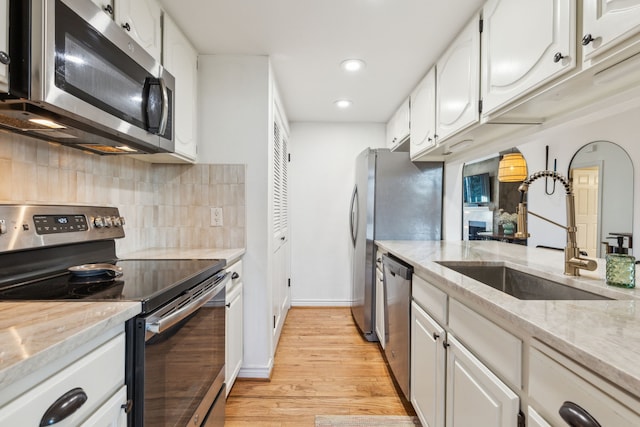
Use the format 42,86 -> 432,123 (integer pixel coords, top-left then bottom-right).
224,307 -> 415,426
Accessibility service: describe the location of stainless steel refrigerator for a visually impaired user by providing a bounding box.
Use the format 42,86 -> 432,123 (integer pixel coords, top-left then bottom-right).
349,148 -> 443,341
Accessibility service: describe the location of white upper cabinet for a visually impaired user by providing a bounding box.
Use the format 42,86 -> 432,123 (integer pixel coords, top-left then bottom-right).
482,0 -> 576,116
163,13 -> 198,161
582,0 -> 640,63
115,0 -> 162,61
0,0 -> 8,92
410,67 -> 437,160
90,0 -> 113,15
386,97 -> 410,150
436,14 -> 481,142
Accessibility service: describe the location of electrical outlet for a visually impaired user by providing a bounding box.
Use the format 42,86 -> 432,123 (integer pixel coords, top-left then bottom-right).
211,207 -> 223,227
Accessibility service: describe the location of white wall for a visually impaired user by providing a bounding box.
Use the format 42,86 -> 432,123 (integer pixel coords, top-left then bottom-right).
289,122 -> 386,305
197,55 -> 274,376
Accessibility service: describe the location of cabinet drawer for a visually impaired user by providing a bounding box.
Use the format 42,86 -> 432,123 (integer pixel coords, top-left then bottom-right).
412,274 -> 447,325
0,333 -> 125,426
449,299 -> 522,388
529,342 -> 640,426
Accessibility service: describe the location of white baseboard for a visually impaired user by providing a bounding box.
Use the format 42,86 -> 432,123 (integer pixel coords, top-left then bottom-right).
237,363 -> 273,380
291,299 -> 352,307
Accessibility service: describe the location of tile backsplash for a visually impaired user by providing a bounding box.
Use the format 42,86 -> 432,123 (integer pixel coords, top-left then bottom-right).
0,132 -> 245,255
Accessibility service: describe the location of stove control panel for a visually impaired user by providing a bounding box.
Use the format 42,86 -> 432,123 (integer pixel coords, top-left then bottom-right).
34,215 -> 89,234
0,205 -> 126,253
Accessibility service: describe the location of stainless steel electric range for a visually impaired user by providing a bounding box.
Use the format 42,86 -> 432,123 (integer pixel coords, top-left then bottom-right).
0,204 -> 228,427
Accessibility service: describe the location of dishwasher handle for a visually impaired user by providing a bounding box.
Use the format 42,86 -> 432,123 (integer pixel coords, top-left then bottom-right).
382,254 -> 412,280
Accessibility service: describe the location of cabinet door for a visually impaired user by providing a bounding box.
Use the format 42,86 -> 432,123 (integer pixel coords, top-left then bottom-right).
163,14 -> 198,160
0,0 -> 7,92
375,264 -> 385,348
527,407 -> 552,427
115,0 -> 162,61
436,14 -> 480,142
482,0 -> 576,116
90,0 -> 114,16
387,98 -> 410,149
79,386 -> 128,427
582,0 -> 640,62
446,335 -> 519,427
411,302 -> 445,427
226,279 -> 243,396
410,67 -> 437,160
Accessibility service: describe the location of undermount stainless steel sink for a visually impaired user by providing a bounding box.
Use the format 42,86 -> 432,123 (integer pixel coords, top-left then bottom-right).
437,262 -> 611,300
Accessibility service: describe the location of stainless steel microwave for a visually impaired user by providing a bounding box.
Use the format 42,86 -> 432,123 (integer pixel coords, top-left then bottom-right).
0,0 -> 174,155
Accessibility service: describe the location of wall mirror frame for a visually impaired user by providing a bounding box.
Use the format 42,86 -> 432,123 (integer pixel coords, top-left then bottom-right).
568,141 -> 634,258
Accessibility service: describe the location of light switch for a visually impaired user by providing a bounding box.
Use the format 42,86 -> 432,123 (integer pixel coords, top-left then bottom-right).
211,207 -> 223,227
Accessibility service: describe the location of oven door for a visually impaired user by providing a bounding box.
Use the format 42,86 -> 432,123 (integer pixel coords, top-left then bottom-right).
131,271 -> 228,427
8,0 -> 174,152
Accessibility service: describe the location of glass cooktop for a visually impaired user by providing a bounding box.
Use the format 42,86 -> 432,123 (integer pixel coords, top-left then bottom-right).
0,258 -> 225,313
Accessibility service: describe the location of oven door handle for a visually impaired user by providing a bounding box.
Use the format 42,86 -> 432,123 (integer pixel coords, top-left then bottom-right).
145,273 -> 229,336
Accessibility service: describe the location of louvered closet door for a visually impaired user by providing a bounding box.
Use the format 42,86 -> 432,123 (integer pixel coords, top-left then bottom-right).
272,120 -> 288,249
272,113 -> 291,348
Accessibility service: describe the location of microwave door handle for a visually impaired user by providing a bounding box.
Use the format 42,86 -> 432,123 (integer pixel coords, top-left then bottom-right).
158,77 -> 169,135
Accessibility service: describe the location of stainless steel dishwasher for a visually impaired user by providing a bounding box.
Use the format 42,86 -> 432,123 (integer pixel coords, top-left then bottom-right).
382,253 -> 413,400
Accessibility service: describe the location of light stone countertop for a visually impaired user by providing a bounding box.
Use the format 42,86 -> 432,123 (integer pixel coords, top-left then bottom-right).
375,240 -> 640,398
120,247 -> 245,266
0,301 -> 140,401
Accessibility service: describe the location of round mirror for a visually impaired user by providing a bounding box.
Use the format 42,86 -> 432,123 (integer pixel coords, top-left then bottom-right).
568,141 -> 633,258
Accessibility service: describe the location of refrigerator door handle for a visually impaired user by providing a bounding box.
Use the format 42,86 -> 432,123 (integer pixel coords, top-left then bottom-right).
350,186 -> 359,247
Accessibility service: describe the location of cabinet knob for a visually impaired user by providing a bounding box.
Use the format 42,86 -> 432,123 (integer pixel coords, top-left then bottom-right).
122,22 -> 131,32
582,34 -> 595,46
231,271 -> 240,280
0,51 -> 10,65
559,401 -> 601,427
442,341 -> 450,349
432,332 -> 440,340
226,303 -> 231,308
553,52 -> 565,63
104,4 -> 113,15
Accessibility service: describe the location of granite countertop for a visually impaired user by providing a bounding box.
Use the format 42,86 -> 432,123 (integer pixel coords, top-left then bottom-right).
0,301 -> 141,399
120,247 -> 245,266
376,240 -> 640,398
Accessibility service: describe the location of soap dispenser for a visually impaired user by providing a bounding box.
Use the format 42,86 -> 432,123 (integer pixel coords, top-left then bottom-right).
604,234 -> 635,288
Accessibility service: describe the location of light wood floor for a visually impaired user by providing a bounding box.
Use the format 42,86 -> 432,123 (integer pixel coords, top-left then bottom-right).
224,306 -> 415,426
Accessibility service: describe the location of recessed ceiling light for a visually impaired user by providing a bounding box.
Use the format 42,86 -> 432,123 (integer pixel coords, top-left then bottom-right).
341,59 -> 366,72
334,99 -> 353,109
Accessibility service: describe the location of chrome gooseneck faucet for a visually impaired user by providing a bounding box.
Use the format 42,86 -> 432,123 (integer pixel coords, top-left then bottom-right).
516,170 -> 597,276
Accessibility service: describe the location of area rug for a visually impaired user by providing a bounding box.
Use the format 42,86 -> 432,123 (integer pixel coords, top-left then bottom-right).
315,415 -> 421,426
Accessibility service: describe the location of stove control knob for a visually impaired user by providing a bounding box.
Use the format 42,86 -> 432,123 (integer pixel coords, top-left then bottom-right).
119,216 -> 126,226
93,216 -> 105,228
104,216 -> 113,228
112,216 -> 122,227
0,220 -> 6,235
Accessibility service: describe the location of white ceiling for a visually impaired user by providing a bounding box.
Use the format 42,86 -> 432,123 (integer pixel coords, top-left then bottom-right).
157,0 -> 484,123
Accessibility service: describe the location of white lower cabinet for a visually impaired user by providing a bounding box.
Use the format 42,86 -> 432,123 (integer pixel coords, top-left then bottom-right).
80,386 -> 128,427
446,334 -> 519,427
411,275 -> 519,427
0,332 -> 127,426
529,341 -> 640,426
226,260 -> 244,396
527,406 -> 552,427
411,301 -> 445,427
375,252 -> 385,348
